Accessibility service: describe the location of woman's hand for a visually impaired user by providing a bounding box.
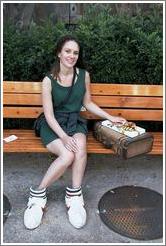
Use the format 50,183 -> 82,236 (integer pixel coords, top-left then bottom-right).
109,116 -> 127,125
61,135 -> 78,152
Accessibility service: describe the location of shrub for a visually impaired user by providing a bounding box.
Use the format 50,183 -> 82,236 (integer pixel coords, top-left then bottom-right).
3,19 -> 68,81
74,4 -> 163,84
3,4 -> 163,84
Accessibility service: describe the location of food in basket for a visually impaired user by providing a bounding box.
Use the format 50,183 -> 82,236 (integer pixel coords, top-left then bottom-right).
101,120 -> 145,138
117,122 -> 136,132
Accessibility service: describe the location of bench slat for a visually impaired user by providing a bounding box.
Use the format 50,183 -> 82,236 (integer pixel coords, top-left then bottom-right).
3,81 -> 42,94
3,107 -> 163,121
3,130 -> 163,155
92,96 -> 163,108
90,84 -> 163,96
81,109 -> 163,121
4,82 -> 163,96
4,94 -> 163,109
4,94 -> 42,105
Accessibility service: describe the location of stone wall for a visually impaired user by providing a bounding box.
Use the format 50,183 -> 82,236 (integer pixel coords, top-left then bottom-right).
3,3 -> 162,29
3,3 -> 83,28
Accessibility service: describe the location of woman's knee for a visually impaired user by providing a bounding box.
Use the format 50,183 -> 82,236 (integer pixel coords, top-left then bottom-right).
75,150 -> 86,161
74,140 -> 87,160
60,149 -> 75,166
74,134 -> 87,160
46,140 -> 74,166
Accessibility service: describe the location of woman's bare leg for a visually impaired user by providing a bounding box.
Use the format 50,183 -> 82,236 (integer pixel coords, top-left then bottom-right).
38,139 -> 75,189
64,133 -> 87,229
71,133 -> 87,188
24,138 -> 75,230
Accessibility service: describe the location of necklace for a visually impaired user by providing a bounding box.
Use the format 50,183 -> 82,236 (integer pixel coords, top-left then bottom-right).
58,68 -> 78,85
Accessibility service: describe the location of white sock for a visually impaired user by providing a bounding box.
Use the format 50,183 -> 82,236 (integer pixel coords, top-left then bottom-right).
66,186 -> 82,198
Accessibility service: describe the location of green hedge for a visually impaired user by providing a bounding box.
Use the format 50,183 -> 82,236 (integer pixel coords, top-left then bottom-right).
3,4 -> 163,84
3,20 -> 68,81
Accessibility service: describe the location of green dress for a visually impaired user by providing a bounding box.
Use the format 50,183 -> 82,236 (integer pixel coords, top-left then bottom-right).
40,68 -> 88,146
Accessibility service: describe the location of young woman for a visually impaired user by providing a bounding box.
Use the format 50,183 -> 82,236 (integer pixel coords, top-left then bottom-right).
24,35 -> 126,230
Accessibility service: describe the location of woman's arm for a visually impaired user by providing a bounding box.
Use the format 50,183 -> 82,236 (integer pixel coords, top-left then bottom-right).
83,71 -> 126,124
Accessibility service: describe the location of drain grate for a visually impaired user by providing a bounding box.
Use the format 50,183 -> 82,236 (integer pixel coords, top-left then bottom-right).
98,186 -> 163,240
3,194 -> 11,223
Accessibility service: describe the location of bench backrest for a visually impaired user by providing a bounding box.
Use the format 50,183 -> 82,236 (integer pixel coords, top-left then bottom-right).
3,81 -> 163,121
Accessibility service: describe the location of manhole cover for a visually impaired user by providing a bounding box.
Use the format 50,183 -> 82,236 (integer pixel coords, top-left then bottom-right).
98,186 -> 163,240
3,194 -> 11,223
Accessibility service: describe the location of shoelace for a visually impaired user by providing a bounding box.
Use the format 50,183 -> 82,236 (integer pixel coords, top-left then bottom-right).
27,197 -> 46,208
28,203 -> 36,209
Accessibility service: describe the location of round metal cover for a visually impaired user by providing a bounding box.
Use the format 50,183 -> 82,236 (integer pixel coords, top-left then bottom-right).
3,194 -> 11,223
98,186 -> 163,240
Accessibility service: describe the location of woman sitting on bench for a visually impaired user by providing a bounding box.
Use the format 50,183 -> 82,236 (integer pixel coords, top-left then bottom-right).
24,35 -> 126,230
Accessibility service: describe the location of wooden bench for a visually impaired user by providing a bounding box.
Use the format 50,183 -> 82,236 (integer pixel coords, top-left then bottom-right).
3,81 -> 163,155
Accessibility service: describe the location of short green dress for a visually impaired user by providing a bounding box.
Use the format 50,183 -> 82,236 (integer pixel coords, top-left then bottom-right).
40,68 -> 88,146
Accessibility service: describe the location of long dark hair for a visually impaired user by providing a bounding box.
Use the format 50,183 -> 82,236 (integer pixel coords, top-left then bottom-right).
51,35 -> 85,79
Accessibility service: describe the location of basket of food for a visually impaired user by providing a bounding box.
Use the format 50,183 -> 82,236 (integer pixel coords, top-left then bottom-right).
93,120 -> 154,159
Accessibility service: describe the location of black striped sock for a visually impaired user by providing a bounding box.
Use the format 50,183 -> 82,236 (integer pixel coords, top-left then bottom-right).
29,187 -> 47,199
66,186 -> 82,197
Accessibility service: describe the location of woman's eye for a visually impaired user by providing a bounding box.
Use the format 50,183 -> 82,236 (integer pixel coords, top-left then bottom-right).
65,50 -> 79,55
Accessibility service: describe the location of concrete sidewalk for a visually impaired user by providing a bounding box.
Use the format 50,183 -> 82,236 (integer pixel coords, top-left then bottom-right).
3,153 -> 163,244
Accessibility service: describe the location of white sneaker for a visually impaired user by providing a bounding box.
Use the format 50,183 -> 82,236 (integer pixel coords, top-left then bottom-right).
65,195 -> 86,229
24,195 -> 47,230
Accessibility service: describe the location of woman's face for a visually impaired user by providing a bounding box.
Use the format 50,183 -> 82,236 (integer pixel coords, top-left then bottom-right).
58,40 -> 79,69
